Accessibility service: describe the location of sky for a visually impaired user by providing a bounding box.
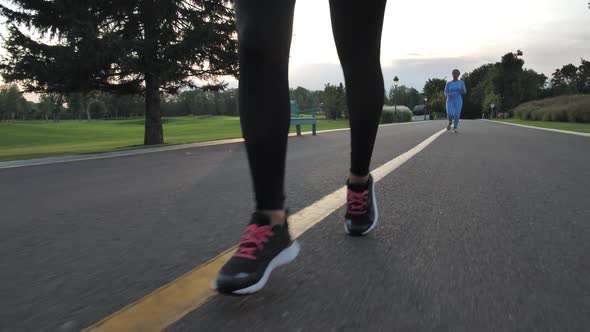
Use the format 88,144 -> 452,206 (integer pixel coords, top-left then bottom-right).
1,0 -> 589,97
286,0 -> 590,91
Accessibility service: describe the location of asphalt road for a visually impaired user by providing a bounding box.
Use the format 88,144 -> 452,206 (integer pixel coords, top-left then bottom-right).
0,120 -> 588,332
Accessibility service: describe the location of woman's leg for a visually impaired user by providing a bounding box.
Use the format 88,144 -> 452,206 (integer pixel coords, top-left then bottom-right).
447,100 -> 454,129
329,0 -> 387,180
330,0 -> 387,236
454,99 -> 463,129
236,0 -> 296,216
215,0 -> 300,295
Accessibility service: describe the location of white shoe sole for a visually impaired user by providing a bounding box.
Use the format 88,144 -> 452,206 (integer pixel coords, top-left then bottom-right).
227,241 -> 300,295
344,177 -> 379,235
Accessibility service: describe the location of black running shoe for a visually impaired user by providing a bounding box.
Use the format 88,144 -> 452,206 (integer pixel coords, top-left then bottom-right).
214,212 -> 300,295
344,174 -> 379,236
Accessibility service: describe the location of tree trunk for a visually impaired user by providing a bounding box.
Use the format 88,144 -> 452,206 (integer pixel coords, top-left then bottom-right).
141,0 -> 163,145
144,72 -> 163,145
84,99 -> 91,120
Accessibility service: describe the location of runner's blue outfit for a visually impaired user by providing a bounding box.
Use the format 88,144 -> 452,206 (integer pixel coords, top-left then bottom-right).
444,80 -> 467,129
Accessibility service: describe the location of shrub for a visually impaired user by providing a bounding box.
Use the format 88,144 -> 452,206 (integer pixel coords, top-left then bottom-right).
381,106 -> 412,123
512,95 -> 590,123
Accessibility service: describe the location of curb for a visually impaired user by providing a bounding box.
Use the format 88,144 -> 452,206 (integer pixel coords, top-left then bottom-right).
485,120 -> 590,138
0,121 -> 428,169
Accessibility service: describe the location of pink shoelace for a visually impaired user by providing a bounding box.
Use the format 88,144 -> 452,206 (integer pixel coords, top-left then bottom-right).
234,224 -> 275,260
347,189 -> 369,215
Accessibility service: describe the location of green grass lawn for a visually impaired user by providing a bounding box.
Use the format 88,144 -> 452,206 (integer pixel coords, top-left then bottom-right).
496,119 -> 590,133
0,116 -> 350,161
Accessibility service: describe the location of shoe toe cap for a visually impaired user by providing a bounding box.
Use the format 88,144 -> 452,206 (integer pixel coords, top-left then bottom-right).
215,272 -> 258,294
345,219 -> 371,236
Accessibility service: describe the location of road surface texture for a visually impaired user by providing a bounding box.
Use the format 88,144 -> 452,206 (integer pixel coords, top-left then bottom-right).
0,120 -> 588,331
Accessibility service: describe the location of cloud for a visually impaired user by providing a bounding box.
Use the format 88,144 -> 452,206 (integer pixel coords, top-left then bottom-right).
287,56 -> 490,92
289,63 -> 344,90
286,20 -> 590,93
383,57 -> 488,90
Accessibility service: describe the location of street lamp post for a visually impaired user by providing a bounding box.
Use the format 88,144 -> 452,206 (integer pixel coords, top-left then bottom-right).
393,76 -> 399,123
424,97 -> 428,120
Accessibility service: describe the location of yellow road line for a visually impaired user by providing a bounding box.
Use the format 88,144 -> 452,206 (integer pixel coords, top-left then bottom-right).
82,247 -> 236,332
83,128 -> 446,332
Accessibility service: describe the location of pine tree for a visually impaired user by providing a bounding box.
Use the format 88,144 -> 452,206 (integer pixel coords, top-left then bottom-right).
1,0 -> 238,144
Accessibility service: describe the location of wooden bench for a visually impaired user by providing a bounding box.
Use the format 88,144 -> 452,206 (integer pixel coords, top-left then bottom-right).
290,101 -> 320,136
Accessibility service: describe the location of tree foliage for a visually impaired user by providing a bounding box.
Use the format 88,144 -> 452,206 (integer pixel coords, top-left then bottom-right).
387,85 -> 422,110
0,84 -> 29,121
551,59 -> 590,95
320,83 -> 347,120
458,51 -> 548,117
423,78 -> 447,101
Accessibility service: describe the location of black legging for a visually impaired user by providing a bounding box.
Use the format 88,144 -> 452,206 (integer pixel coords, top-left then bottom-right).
236,0 -> 386,210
